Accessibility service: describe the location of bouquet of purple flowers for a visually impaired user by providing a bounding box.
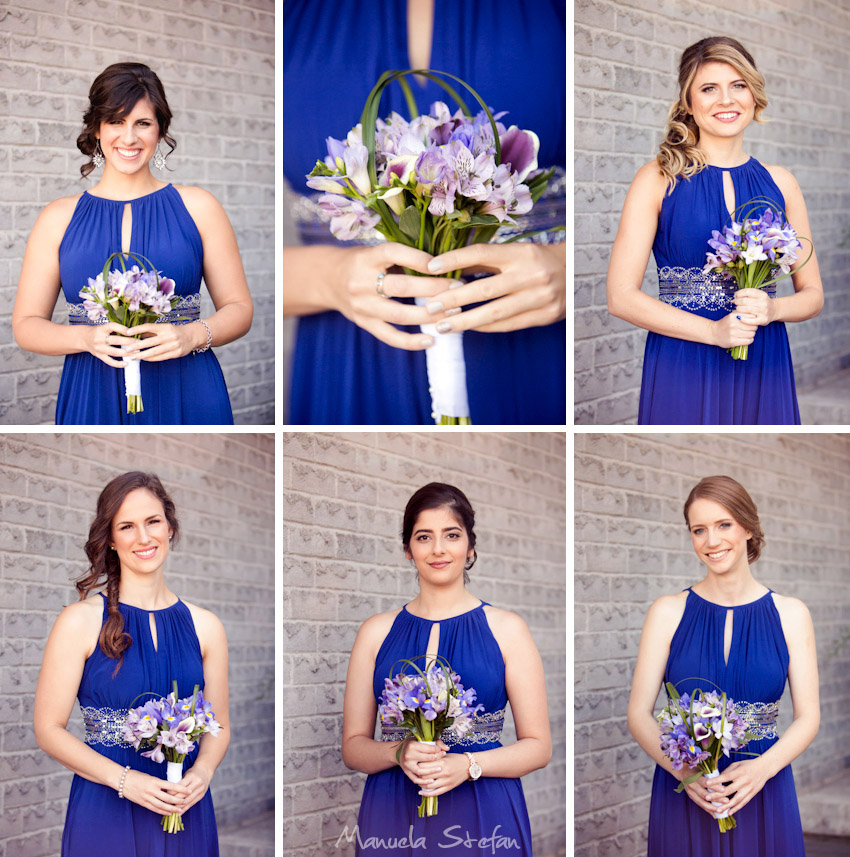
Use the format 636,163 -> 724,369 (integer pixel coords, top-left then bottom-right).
123,681 -> 221,834
703,198 -> 810,360
658,682 -> 759,833
307,69 -> 558,424
379,655 -> 484,817
79,251 -> 180,413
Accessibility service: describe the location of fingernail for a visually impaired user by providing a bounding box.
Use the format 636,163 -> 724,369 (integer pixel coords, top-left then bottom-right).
420,336 -> 434,348
736,315 -> 741,320
436,321 -> 452,333
445,307 -> 461,317
449,279 -> 464,289
427,259 -> 443,273
426,301 -> 444,315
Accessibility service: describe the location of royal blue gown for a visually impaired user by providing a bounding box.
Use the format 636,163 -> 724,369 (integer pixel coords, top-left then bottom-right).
638,158 -> 800,424
55,184 -> 233,425
61,595 -> 218,856
647,589 -> 804,856
357,603 -> 533,855
283,0 -> 566,425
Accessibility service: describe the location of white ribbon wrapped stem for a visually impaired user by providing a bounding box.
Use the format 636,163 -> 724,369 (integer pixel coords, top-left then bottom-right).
415,297 -> 470,423
166,761 -> 183,783
704,769 -> 729,819
123,351 -> 141,400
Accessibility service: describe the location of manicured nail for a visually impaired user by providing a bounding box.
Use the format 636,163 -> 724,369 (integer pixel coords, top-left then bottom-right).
420,336 -> 434,348
426,301 -> 444,315
436,321 -> 452,333
427,258 -> 444,273
736,315 -> 741,320
449,279 -> 465,289
445,307 -> 461,317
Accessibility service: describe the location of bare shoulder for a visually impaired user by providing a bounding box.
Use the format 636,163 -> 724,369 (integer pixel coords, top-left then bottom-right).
51,596 -> 103,654
646,591 -> 689,629
34,193 -> 84,233
182,600 -> 226,639
482,605 -> 530,639
762,164 -> 802,199
627,160 -> 667,209
357,608 -> 402,644
770,592 -> 812,625
173,185 -> 225,216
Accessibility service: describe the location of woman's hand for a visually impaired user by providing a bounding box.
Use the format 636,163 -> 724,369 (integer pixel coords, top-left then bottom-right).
414,741 -> 471,797
734,288 -> 776,326
176,763 -> 212,814
398,739 -> 447,790
329,244 -> 461,351
120,768 -> 191,817
421,242 -> 566,333
710,311 -> 758,349
705,758 -> 772,818
679,769 -> 731,817
80,322 -> 138,368
130,322 -> 208,362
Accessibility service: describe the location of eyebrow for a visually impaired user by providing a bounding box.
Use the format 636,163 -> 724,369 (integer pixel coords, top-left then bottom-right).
115,514 -> 162,525
689,518 -> 734,529
699,78 -> 747,86
412,525 -> 462,535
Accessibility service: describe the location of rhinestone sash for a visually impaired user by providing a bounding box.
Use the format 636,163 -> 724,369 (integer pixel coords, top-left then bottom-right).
380,708 -> 505,747
735,700 -> 780,739
66,293 -> 202,326
81,705 -> 131,747
658,266 -> 777,313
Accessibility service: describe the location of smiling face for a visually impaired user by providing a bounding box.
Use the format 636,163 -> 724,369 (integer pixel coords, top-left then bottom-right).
404,506 -> 474,585
687,61 -> 755,141
97,97 -> 160,176
687,497 -> 752,577
110,488 -> 172,576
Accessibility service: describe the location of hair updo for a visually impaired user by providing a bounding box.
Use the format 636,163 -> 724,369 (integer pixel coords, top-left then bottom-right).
657,37 -> 768,193
76,472 -> 180,672
77,62 -> 176,178
402,483 -> 477,584
683,475 -> 764,562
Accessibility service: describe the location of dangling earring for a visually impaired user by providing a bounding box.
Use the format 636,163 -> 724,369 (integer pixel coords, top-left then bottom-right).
152,145 -> 167,171
92,141 -> 105,169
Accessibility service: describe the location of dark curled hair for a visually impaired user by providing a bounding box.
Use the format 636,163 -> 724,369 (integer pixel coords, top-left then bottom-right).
683,475 -> 764,562
77,63 -> 176,178
402,483 -> 477,584
76,472 -> 180,672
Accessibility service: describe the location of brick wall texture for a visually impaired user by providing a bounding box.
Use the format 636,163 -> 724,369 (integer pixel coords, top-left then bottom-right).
575,0 -> 850,424
0,0 -> 274,425
0,432 -> 274,856
283,431 -> 567,856
574,432 -> 850,856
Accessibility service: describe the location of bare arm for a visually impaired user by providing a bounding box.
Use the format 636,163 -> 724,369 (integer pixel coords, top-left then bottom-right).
607,162 -> 757,350
34,600 -> 190,816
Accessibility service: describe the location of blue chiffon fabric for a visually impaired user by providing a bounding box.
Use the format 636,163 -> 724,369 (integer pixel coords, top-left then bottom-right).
55,184 -> 233,425
283,0 -> 566,425
356,603 -> 532,855
647,589 -> 804,856
638,159 -> 800,425
61,595 -> 218,856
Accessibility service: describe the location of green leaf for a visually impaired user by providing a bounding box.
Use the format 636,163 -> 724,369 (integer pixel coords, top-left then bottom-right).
307,159 -> 335,177
399,205 -> 421,242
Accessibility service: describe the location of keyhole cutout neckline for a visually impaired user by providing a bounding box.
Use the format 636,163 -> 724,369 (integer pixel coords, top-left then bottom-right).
402,600 -> 486,621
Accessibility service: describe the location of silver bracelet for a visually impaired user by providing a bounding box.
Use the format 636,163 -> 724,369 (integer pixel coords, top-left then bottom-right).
193,319 -> 213,354
117,764 -> 131,798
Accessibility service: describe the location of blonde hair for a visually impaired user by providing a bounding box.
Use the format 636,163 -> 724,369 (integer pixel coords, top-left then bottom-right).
657,37 -> 768,193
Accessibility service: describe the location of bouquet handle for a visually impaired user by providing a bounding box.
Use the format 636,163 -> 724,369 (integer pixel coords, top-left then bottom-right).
163,761 -> 185,833
416,740 -> 439,818
704,769 -> 736,832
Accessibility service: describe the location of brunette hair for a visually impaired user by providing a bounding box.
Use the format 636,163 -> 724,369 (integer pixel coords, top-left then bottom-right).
683,475 -> 764,562
657,37 -> 768,192
77,63 -> 176,178
402,483 -> 477,584
76,472 -> 179,671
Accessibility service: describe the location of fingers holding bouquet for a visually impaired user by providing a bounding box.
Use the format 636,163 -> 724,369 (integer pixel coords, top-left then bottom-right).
82,322 -> 136,368
681,771 -> 731,817
120,768 -> 191,817
701,758 -> 771,818
398,736 -> 446,789
734,288 -> 775,326
174,764 -> 212,814
131,321 -> 208,362
421,243 -> 566,334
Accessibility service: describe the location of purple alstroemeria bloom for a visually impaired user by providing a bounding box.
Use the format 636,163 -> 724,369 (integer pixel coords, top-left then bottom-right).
499,126 -> 539,182
317,194 -> 380,241
342,143 -> 372,196
443,140 -> 494,201
324,135 -> 346,167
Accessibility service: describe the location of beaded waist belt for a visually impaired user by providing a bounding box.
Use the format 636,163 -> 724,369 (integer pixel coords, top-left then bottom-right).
658,266 -> 777,313
380,708 -> 505,747
81,705 -> 131,747
735,700 -> 780,739
66,294 -> 201,326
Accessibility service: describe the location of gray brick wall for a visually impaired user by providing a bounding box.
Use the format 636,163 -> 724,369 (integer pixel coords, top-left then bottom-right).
0,432 -> 274,856
574,432 -> 850,856
283,431 -> 567,856
575,0 -> 850,424
0,0 -> 274,425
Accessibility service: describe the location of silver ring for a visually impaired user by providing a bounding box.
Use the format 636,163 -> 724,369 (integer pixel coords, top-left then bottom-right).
376,271 -> 388,298
104,331 -> 110,344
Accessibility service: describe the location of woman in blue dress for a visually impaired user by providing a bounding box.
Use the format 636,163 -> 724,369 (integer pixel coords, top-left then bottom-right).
343,483 -> 552,855
283,0 -> 566,425
607,37 -> 823,425
13,63 -> 253,425
627,476 -> 819,856
33,472 -> 230,856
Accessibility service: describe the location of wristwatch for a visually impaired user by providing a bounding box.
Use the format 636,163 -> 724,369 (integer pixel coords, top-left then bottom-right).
465,752 -> 482,782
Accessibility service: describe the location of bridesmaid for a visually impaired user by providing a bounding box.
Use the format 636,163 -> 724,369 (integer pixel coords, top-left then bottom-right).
12,62 -> 253,425
606,37 -> 823,424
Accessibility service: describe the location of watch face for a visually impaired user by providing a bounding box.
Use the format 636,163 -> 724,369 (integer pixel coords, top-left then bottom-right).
470,762 -> 482,780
